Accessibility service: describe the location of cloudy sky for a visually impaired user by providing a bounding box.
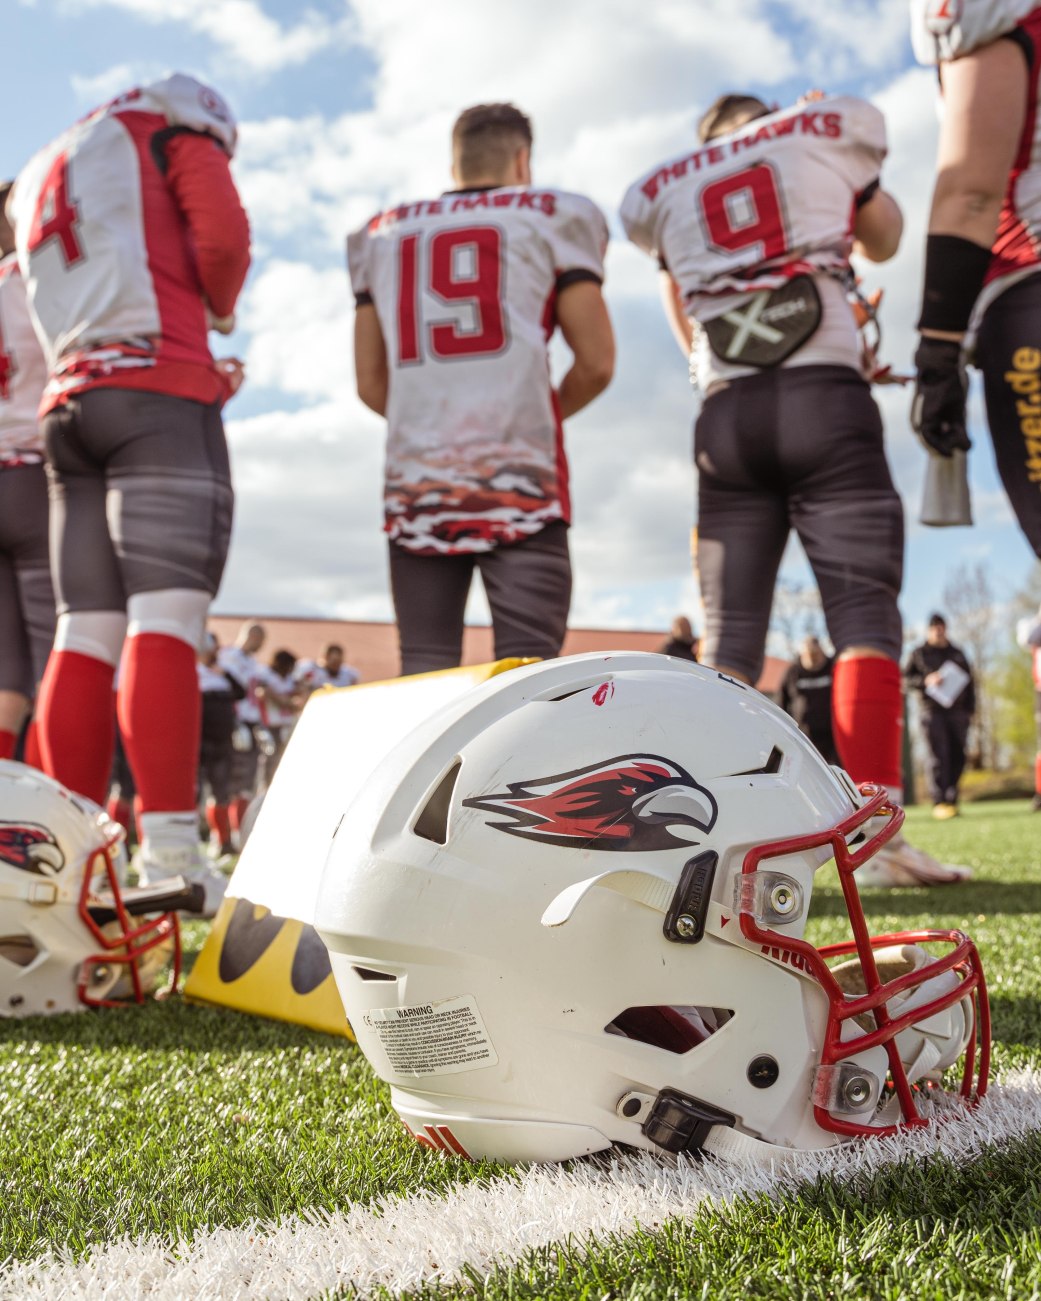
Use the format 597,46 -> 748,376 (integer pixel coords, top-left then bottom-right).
7,0 -> 1038,644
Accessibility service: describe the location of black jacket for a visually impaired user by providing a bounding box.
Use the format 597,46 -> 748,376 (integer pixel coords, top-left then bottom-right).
903,642 -> 975,714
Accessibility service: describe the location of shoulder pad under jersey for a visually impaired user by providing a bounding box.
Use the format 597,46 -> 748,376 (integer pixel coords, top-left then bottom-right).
142,73 -> 238,157
911,0 -> 1035,64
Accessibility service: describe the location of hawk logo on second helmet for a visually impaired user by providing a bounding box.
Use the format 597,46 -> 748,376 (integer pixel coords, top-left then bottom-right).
463,755 -> 717,852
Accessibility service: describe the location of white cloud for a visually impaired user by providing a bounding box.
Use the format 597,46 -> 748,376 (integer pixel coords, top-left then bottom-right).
70,62 -> 155,106
63,0 -> 355,73
42,0 -> 1019,630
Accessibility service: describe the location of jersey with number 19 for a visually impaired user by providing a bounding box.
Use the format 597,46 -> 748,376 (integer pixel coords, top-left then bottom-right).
348,188 -> 608,555
620,96 -> 886,391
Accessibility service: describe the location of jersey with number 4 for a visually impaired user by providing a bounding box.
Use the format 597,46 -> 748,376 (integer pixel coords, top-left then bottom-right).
11,74 -> 250,414
912,0 -> 1041,295
348,188 -> 608,555
620,96 -> 885,387
0,256 -> 48,462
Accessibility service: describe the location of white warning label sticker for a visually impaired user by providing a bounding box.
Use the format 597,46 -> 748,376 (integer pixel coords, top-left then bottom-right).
361,994 -> 498,1077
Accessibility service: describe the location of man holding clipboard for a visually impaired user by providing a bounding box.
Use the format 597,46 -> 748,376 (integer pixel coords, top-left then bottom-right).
904,614 -> 976,819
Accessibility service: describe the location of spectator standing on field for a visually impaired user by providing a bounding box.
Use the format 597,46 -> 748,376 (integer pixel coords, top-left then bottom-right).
658,615 -> 699,662
1017,602 -> 1041,811
218,620 -> 266,839
255,648 -> 305,784
780,636 -> 839,764
197,631 -> 243,860
904,613 -> 976,819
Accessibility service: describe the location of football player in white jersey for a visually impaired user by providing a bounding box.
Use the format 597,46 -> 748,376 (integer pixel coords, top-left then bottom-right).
911,0 -> 1041,560
10,74 -> 250,908
349,103 -> 614,675
0,182 -> 54,765
295,642 -> 360,692
217,620 -> 266,841
622,92 -> 965,887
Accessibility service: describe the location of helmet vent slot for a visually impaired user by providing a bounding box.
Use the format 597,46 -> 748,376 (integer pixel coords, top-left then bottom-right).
605,1005 -> 733,1055
413,761 -> 461,845
351,966 -> 396,983
731,746 -> 783,777
0,935 -> 40,969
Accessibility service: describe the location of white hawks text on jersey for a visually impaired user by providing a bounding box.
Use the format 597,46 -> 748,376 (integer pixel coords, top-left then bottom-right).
11,73 -> 249,414
912,0 -> 1041,297
620,96 -> 886,390
0,255 -> 48,462
348,188 -> 608,555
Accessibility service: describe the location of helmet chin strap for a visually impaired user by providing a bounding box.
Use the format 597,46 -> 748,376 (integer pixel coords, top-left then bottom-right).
702,1123 -> 823,1166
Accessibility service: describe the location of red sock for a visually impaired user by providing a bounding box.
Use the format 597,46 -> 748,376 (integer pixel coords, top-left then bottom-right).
831,656 -> 902,792
230,796 -> 249,830
118,633 -> 200,814
207,801 -> 232,849
36,650 -> 116,804
106,795 -> 132,835
23,720 -> 42,769
0,730 -> 15,761
1035,754 -> 1041,796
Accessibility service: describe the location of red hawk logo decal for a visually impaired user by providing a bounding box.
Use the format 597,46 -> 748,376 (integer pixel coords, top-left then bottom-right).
463,755 -> 717,851
0,822 -> 65,876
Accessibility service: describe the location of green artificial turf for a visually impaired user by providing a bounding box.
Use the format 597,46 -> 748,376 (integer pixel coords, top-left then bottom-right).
1,800 -> 1038,1299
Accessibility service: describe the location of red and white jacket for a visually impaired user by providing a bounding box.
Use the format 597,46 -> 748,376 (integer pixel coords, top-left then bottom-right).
11,73 -> 250,414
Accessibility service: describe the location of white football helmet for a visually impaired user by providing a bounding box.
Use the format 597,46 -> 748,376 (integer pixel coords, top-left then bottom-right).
316,655 -> 989,1164
0,761 -> 192,1016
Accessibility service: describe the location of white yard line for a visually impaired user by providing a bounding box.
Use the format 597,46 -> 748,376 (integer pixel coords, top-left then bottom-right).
3,1069 -> 1040,1301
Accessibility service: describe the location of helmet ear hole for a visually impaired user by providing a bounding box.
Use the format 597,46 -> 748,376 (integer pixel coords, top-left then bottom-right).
0,935 -> 39,968
413,761 -> 462,845
606,1005 -> 733,1054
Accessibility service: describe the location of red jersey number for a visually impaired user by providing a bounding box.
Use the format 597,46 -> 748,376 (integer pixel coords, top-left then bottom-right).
699,164 -> 787,262
27,153 -> 85,268
396,226 -> 507,364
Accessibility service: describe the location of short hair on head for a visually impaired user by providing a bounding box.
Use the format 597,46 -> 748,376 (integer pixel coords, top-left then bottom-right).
271,648 -> 296,676
452,102 -> 533,181
322,642 -> 343,657
698,94 -> 772,143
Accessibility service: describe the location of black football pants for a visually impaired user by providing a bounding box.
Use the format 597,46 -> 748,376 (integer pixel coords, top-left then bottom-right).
389,521 -> 571,676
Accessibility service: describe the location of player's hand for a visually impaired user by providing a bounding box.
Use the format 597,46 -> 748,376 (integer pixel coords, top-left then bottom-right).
216,357 -> 245,396
912,337 -> 971,457
206,307 -> 236,335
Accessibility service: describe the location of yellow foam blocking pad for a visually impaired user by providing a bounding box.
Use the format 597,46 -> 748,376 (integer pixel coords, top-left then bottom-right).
185,659 -> 534,1036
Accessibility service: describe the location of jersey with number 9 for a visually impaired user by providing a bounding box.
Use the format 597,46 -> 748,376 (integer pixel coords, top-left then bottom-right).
348,188 -> 608,555
621,95 -> 886,387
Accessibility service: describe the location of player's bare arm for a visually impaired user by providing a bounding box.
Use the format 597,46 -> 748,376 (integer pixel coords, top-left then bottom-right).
354,303 -> 389,416
659,270 -> 694,359
852,188 -> 903,264
912,36 -> 1028,462
927,39 -> 1027,307
555,280 -> 615,419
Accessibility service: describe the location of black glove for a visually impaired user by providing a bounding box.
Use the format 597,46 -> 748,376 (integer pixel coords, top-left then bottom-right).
911,337 -> 971,458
